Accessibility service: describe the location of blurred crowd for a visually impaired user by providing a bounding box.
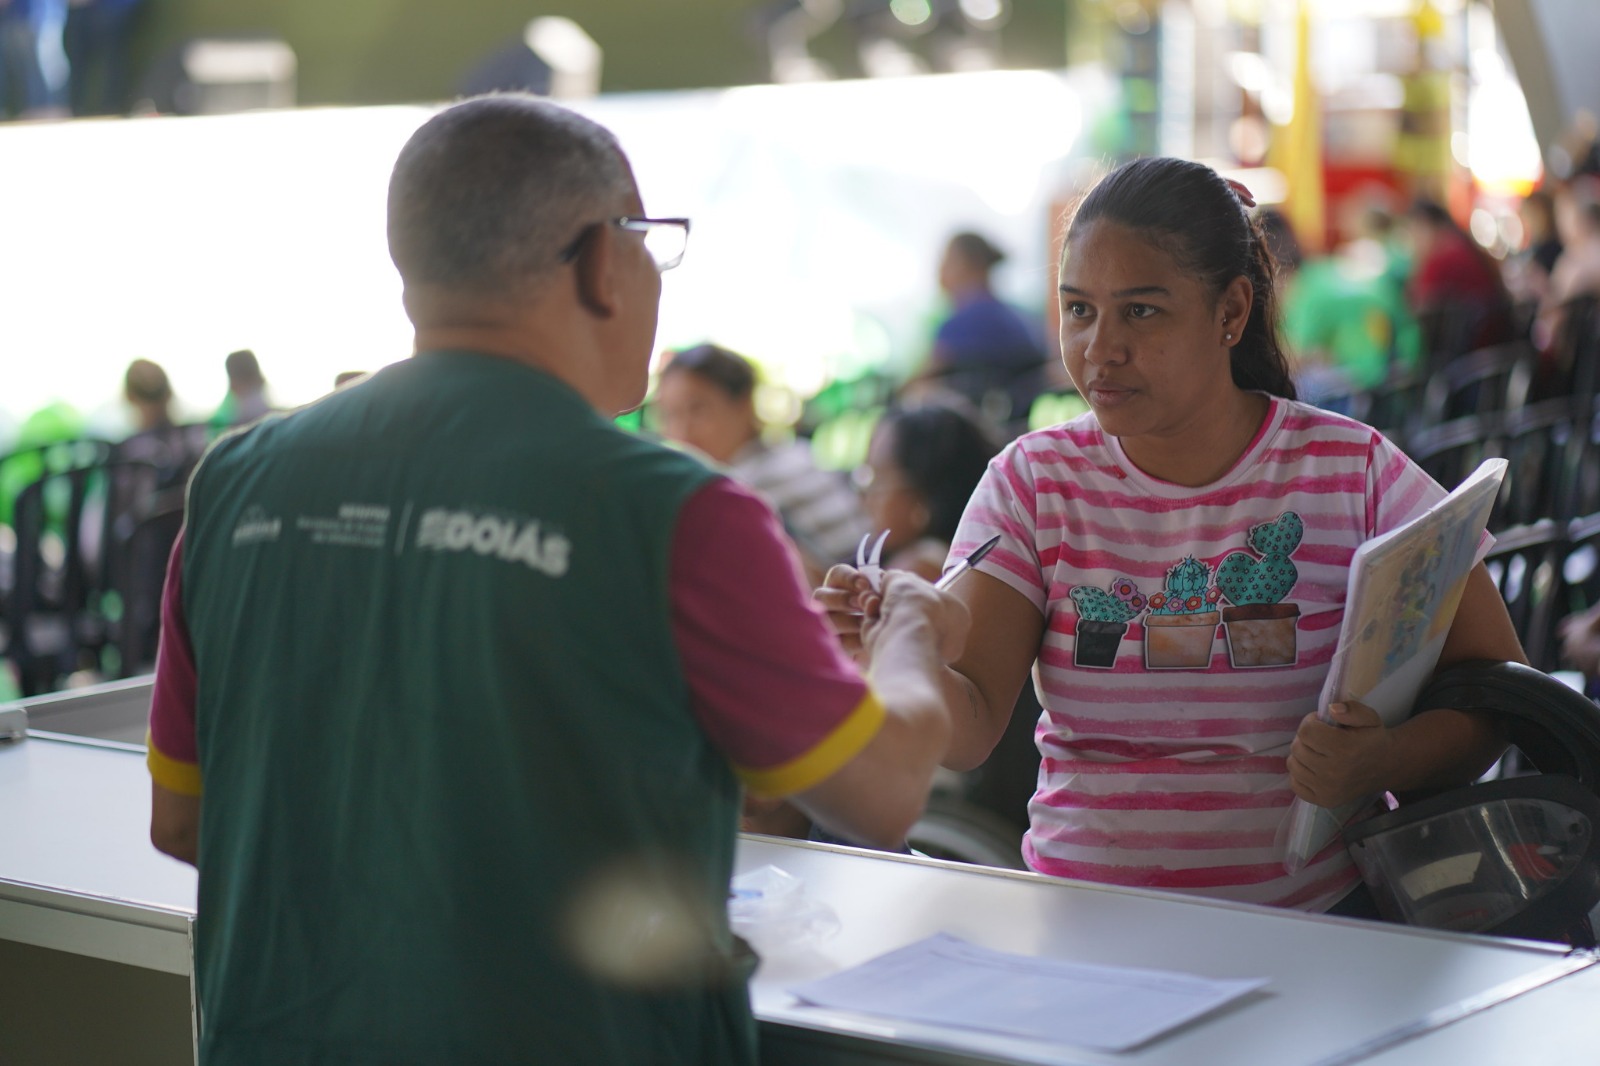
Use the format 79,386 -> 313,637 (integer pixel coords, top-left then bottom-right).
1278,130 -> 1600,410
0,347 -> 376,698
0,0 -> 147,119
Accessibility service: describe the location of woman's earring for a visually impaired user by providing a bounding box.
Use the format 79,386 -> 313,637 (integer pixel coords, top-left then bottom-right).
1224,331 -> 1233,342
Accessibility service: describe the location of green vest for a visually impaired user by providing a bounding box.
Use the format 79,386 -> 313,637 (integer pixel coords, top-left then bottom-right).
183,351 -> 750,1065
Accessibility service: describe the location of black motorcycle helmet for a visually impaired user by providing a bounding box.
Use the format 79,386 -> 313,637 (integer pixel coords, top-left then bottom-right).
1343,661 -> 1600,946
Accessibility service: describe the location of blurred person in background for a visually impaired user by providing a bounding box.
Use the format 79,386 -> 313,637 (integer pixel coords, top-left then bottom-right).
1504,187 -> 1563,307
0,0 -> 49,118
208,348 -> 272,433
1405,198 -> 1513,354
856,396 -> 1040,841
1278,205 -> 1419,406
653,342 -> 867,583
1559,602 -> 1600,701
1530,178 -> 1600,391
1544,181 -> 1600,314
64,0 -> 144,116
111,358 -> 198,674
909,230 -> 1050,430
854,396 -> 1002,581
117,357 -> 207,490
123,357 -> 175,435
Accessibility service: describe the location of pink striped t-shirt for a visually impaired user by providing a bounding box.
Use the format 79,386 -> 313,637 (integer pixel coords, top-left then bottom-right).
950,396 -> 1455,912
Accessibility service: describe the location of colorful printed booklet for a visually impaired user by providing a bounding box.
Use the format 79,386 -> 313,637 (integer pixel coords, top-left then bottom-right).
1281,457 -> 1509,874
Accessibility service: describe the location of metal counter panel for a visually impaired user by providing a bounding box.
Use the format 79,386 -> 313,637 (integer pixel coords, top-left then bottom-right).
0,721 -> 1592,1065
736,836 -> 1588,1066
1354,961 -> 1600,1066
0,733 -> 196,972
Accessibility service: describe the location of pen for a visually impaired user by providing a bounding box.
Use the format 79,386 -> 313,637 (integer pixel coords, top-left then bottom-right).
935,535 -> 1002,591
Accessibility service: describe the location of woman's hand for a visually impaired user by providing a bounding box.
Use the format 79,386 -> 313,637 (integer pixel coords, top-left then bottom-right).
1287,701 -> 1398,808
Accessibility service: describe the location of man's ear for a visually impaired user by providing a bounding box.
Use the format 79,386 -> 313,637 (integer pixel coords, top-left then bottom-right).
572,224 -> 621,320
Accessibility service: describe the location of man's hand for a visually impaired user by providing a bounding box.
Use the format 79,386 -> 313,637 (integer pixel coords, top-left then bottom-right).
814,563 -> 882,663
861,571 -> 970,667
740,793 -> 811,838
1287,701 -> 1396,809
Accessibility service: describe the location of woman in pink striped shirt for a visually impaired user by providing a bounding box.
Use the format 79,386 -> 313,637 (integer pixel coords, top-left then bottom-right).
822,157 -> 1523,914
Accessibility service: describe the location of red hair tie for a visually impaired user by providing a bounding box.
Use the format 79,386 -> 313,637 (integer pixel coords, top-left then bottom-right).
1224,178 -> 1257,209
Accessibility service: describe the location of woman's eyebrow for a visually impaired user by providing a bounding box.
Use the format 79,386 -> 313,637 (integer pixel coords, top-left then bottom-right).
1058,284 -> 1173,297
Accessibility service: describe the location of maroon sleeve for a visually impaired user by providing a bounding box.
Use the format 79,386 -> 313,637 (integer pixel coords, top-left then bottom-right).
670,478 -> 883,796
146,531 -> 202,795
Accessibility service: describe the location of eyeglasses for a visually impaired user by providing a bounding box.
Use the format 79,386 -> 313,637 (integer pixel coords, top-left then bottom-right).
560,216 -> 691,272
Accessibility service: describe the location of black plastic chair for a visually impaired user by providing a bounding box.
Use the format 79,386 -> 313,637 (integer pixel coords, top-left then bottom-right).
1359,371 -> 1426,438
1416,300 -> 1510,381
1557,511 -> 1600,658
1404,413 -> 1504,495
1494,399 -> 1583,530
103,489 -> 186,677
3,458 -> 165,695
110,422 -> 209,495
1562,398 -> 1600,523
1482,519 -> 1567,675
0,438 -> 113,528
1535,293 -> 1600,403
1418,340 -> 1537,426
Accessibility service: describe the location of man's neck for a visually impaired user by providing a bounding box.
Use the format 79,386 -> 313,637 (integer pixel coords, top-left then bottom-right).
405,283 -> 617,415
412,325 -> 550,367
410,324 -> 613,416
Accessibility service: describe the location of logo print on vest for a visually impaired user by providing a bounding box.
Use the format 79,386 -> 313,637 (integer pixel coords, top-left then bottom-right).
231,506 -> 283,546
415,508 -> 570,577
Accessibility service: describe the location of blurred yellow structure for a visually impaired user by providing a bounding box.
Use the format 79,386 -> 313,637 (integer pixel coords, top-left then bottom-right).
1268,0 -> 1326,254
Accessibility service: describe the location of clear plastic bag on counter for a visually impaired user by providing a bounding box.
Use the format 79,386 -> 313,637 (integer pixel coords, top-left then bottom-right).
727,865 -> 840,953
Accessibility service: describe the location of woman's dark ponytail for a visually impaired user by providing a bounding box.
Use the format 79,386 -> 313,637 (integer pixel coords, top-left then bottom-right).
1231,214 -> 1297,399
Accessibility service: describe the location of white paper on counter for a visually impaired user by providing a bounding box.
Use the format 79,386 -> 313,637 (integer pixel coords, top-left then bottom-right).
788,933 -> 1267,1053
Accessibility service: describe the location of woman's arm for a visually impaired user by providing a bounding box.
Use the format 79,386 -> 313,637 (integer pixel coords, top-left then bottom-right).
938,571 -> 1045,771
1289,563 -> 1522,807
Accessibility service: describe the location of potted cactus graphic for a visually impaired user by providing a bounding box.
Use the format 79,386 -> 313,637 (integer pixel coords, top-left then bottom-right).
1144,556 -> 1222,669
1216,512 -> 1303,668
1068,577 -> 1146,669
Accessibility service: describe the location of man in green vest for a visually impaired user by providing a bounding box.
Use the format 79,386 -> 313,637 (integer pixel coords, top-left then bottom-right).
146,95 -> 965,1065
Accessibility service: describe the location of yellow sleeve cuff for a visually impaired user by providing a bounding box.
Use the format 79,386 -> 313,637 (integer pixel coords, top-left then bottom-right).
737,691 -> 886,798
145,729 -> 203,797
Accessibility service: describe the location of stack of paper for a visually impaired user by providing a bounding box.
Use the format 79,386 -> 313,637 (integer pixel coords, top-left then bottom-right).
789,933 -> 1267,1053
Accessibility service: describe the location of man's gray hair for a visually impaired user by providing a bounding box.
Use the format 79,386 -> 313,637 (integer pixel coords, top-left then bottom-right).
387,94 -> 635,294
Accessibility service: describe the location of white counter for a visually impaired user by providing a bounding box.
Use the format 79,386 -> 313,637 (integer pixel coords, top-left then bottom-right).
0,731 -> 195,974
0,684 -> 1594,1066
737,837 -> 1591,1066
